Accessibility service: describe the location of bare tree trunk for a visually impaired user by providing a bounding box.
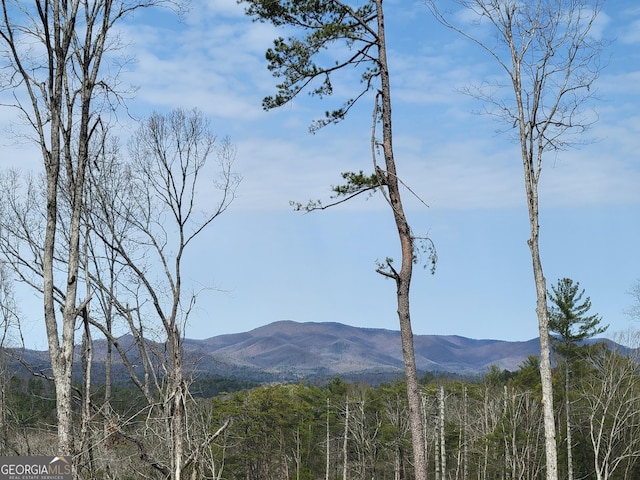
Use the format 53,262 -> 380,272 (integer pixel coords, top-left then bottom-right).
169,332 -> 186,480
463,385 -> 469,480
41,3 -> 75,449
373,3 -> 427,479
383,389 -> 410,480
439,385 -> 446,480
343,397 -> 349,480
509,390 -> 517,480
483,388 -> 490,480
565,364 -> 574,480
103,307 -> 113,479
326,398 -> 331,480
503,385 -> 509,480
435,425 -> 440,480
80,311 -> 94,475
524,153 -> 558,480
427,2 -> 605,478
422,395 -> 431,478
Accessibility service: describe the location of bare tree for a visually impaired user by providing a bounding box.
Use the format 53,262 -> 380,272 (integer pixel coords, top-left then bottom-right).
626,281 -> 640,322
86,108 -> 239,480
0,136 -> 124,475
348,395 -> 381,480
182,400 -> 230,480
0,0 -> 180,465
578,333 -> 640,480
0,108 -> 236,479
0,261 -> 21,456
504,386 -> 546,480
426,2 -> 606,479
343,396 -> 349,480
381,385 -> 411,480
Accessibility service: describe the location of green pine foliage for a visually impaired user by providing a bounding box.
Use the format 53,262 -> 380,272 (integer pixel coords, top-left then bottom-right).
242,0 -> 377,131
5,376 -> 57,427
548,277 -> 608,357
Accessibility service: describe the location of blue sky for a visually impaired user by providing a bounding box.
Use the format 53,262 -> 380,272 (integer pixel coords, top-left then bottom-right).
3,0 -> 640,348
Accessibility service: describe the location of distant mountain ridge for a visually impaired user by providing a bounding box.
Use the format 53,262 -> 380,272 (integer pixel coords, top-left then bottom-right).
12,320 -> 597,384
182,320 -> 542,381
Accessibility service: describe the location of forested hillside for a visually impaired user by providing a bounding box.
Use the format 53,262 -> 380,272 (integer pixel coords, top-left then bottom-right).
2,339 -> 639,479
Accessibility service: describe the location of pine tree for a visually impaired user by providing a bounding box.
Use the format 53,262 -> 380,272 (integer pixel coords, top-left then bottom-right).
548,277 -> 607,480
548,278 -> 607,355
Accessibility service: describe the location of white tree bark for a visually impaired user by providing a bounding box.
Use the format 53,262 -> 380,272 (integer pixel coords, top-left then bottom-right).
326,398 -> 331,480
426,2 -> 605,479
0,1 -> 170,469
87,109 -> 238,479
439,385 -> 446,480
581,337 -> 640,480
343,396 -> 349,480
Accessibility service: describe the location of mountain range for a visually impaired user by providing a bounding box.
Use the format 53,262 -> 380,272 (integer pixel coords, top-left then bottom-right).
180,320 -> 542,382
9,320 -> 587,385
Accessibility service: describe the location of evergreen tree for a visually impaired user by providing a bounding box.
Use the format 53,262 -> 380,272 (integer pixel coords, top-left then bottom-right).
548,278 -> 607,355
548,277 -> 607,480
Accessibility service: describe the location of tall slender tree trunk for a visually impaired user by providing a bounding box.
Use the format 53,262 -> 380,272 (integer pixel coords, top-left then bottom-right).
44,89 -> 78,465
421,395 -> 430,476
103,308 -> 113,476
374,2 -> 427,479
503,385 -> 509,480
42,2 -> 71,449
80,314 -> 94,474
463,385 -> 469,480
169,330 -> 185,480
326,398 -> 331,480
522,146 -> 558,480
439,385 -> 446,480
424,2 -> 601,477
343,397 -> 349,480
565,363 -> 574,480
435,426 -> 440,480
483,388 -> 489,480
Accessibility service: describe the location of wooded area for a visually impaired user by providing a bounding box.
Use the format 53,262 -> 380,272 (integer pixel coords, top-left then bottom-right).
0,0 -> 636,479
2,338 -> 640,480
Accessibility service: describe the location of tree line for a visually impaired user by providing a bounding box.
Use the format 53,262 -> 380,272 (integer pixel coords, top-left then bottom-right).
0,0 -> 632,479
0,276 -> 635,480
2,333 -> 640,480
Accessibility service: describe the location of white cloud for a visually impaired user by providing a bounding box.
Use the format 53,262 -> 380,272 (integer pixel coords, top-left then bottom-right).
192,0 -> 246,19
618,18 -> 640,44
541,151 -> 640,208
111,0 -> 640,218
115,1 -> 280,120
